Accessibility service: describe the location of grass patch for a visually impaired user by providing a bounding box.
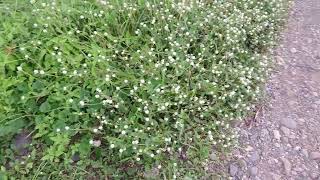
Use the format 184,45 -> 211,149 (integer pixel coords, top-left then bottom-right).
0,0 -> 289,179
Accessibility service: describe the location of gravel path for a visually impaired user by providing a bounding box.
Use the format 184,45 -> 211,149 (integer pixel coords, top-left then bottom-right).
228,0 -> 320,179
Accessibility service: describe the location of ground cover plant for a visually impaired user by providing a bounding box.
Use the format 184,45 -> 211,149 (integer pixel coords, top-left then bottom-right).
0,0 -> 289,179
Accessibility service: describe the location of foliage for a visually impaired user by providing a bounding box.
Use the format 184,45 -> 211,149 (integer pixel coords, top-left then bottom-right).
0,0 -> 289,178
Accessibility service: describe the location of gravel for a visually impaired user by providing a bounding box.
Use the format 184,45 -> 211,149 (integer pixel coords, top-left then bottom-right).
225,0 -> 320,179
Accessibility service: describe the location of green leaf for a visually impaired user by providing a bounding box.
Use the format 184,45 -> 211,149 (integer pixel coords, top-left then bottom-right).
0,119 -> 26,137
39,101 -> 51,112
32,80 -> 44,92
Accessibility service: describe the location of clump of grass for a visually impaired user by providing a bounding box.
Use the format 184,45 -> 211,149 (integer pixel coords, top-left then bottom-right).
0,0 -> 289,179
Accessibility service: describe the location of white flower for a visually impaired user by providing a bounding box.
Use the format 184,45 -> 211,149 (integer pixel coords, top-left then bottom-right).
132,140 -> 139,145
80,15 -> 85,19
79,101 -> 85,106
40,70 -> 45,75
89,139 -> 94,144
34,70 -> 39,74
65,126 -> 70,130
56,128 -> 61,132
93,128 -> 98,133
17,66 -> 22,71
110,144 -> 115,148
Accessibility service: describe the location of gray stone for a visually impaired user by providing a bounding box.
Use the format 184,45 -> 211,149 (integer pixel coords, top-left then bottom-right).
209,152 -> 217,160
290,48 -> 297,53
229,163 -> 239,177
261,129 -> 269,137
281,137 -> 289,143
272,173 -> 281,180
310,152 -> 320,160
302,149 -> 309,158
280,157 -> 291,175
71,153 -> 80,162
13,131 -> 32,156
280,119 -> 297,129
310,172 -> 319,179
250,151 -> 260,163
297,118 -> 305,123
249,166 -> 258,176
273,130 -> 281,140
280,126 -> 290,135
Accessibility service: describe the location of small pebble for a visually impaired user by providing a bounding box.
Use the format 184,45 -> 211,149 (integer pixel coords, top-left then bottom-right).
290,48 -> 297,53
273,130 -> 281,140
310,152 -> 320,160
249,166 -> 258,176
280,157 -> 291,175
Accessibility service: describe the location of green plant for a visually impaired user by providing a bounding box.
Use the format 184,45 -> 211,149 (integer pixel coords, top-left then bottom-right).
0,0 -> 289,178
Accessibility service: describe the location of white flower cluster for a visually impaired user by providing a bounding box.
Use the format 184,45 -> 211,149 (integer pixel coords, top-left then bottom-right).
9,0 -> 288,177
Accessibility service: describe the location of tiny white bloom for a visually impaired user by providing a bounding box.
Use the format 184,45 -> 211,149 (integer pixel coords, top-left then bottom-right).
79,101 -> 85,106
56,128 -> 61,132
17,66 -> 22,71
65,126 -> 70,130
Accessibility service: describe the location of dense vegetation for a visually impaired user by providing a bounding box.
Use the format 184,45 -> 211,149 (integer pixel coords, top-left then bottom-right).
0,0 -> 289,179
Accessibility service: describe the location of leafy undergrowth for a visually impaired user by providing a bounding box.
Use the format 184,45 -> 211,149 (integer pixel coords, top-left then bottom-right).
0,0 -> 289,179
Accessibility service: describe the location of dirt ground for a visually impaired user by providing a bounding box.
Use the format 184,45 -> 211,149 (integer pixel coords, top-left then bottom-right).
228,0 -> 320,179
